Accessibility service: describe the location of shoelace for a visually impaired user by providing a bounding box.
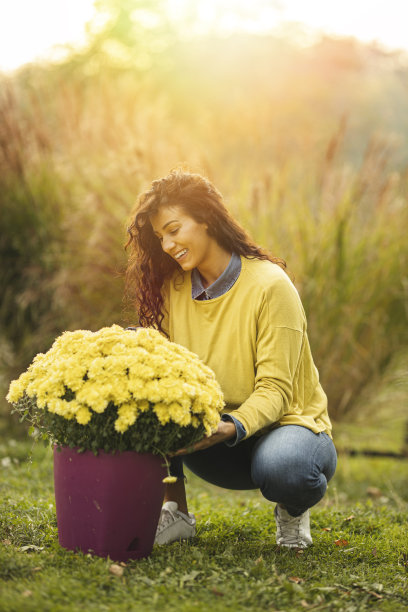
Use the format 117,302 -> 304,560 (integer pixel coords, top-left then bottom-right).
278,513 -> 301,546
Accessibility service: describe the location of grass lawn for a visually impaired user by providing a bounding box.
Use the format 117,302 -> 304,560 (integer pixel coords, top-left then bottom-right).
0,437 -> 407,612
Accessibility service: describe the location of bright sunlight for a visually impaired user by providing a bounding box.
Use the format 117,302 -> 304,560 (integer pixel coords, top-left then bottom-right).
0,0 -> 407,71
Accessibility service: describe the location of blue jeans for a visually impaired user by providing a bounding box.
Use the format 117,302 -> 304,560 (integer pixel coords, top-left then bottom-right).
170,425 -> 337,516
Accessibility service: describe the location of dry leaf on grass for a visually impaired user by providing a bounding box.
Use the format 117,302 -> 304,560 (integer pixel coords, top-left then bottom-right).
334,539 -> 349,547
210,587 -> 224,597
289,576 -> 304,584
109,564 -> 124,577
366,487 -> 382,497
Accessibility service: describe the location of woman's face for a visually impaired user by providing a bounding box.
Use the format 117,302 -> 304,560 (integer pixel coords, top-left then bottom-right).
150,205 -> 217,273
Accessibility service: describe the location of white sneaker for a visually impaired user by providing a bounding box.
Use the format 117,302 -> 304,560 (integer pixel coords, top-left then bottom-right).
274,504 -> 313,549
154,501 -> 196,545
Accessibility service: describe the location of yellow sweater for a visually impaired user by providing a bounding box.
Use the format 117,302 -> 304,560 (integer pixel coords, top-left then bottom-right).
163,256 -> 332,439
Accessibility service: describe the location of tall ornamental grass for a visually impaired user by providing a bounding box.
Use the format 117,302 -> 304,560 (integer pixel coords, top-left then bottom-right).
0,83 -> 67,429
232,134 -> 408,420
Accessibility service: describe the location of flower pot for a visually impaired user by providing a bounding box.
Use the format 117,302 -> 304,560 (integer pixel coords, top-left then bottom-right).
53,446 -> 166,561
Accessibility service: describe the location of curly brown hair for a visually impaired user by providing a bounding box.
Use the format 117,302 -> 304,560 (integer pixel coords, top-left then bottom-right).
125,169 -> 285,333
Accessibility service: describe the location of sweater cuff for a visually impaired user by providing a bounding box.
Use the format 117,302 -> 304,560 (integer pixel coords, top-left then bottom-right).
221,414 -> 247,447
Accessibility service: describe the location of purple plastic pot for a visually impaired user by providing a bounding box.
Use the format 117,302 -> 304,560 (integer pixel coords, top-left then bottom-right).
53,446 -> 166,561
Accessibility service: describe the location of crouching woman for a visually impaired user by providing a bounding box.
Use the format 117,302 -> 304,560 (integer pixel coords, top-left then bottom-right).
125,169 -> 337,549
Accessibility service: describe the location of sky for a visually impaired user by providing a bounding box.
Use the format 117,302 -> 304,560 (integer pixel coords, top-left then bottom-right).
0,0 -> 407,72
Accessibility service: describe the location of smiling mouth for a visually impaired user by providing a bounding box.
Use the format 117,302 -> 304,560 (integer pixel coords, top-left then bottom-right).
174,249 -> 188,260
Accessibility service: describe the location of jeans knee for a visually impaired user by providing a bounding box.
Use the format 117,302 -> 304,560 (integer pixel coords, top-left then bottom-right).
252,458 -> 328,508
250,427 -> 336,512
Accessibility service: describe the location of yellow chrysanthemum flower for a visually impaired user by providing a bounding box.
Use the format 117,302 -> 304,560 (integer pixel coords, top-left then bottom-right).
137,399 -> 150,412
7,325 -> 224,453
114,403 -> 138,432
153,402 -> 172,425
168,402 -> 192,427
76,406 -> 92,425
6,377 -> 26,404
76,383 -> 108,413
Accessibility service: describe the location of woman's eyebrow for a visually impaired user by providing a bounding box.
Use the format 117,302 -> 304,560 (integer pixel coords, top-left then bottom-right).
162,219 -> 179,230
153,219 -> 178,236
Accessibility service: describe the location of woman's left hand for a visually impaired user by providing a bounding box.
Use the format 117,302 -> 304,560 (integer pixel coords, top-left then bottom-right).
170,420 -> 236,456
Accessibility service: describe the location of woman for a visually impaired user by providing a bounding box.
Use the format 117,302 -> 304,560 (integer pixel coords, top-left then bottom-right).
126,169 -> 337,549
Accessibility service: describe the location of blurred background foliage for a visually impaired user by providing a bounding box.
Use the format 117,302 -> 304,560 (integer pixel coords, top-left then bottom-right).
1,0 -> 407,434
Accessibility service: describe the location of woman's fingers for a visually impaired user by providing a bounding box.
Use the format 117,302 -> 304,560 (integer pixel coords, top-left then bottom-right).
170,420 -> 236,456
170,439 -> 209,456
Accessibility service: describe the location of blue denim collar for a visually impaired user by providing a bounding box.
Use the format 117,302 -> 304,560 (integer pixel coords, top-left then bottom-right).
191,252 -> 241,300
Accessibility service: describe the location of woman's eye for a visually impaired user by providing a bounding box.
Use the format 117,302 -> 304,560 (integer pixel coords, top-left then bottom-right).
170,228 -> 179,235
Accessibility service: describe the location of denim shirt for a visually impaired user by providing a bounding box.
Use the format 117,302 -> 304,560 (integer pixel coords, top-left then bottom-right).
191,251 -> 242,300
191,252 -> 247,446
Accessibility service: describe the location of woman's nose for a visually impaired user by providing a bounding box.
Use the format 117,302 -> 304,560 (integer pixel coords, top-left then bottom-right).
162,235 -> 175,253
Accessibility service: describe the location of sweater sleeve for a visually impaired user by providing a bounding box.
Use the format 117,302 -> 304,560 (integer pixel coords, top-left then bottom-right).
227,276 -> 305,438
